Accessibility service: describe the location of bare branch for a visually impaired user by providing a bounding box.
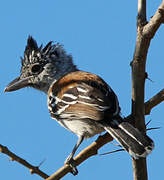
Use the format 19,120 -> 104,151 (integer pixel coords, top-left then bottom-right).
143,0 -> 164,38
131,0 -> 164,180
46,133 -> 113,180
145,89 -> 164,115
137,0 -> 147,26
0,144 -> 49,179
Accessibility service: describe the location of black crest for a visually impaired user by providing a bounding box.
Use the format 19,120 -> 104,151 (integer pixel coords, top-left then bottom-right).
21,36 -> 67,66
25,36 -> 39,57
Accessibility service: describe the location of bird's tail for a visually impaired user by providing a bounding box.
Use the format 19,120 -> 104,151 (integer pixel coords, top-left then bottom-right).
104,118 -> 154,159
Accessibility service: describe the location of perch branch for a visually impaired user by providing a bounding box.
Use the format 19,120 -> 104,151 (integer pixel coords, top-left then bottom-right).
0,144 -> 49,179
46,133 -> 113,180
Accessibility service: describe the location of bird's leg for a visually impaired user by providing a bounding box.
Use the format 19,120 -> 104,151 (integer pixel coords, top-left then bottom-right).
64,136 -> 84,175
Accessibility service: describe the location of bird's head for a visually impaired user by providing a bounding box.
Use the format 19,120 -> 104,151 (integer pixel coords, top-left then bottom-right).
5,36 -> 77,93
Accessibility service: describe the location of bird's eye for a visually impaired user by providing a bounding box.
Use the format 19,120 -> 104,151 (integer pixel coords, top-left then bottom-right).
31,64 -> 42,74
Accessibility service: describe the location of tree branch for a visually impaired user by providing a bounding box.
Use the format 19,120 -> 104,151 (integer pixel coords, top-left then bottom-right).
145,88 -> 164,115
137,0 -> 147,26
131,1 -> 164,180
143,1 -> 164,38
46,133 -> 113,180
0,144 -> 49,179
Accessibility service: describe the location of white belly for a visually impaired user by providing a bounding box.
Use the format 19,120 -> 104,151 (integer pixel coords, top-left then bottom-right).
57,119 -> 105,138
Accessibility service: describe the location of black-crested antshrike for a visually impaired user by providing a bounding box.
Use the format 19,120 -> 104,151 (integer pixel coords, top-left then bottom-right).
5,36 -> 154,175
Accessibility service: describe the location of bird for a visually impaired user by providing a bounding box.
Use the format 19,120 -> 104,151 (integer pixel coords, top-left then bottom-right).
5,36 -> 154,175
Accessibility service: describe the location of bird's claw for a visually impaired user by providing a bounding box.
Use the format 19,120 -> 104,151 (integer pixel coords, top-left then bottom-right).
64,157 -> 78,175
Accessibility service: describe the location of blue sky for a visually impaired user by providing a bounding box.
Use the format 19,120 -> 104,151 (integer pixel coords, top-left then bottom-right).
1,0 -> 164,179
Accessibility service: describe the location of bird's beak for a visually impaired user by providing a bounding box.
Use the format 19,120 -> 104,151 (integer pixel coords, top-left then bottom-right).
4,76 -> 32,92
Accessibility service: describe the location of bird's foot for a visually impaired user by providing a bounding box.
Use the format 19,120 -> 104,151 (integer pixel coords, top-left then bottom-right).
64,157 -> 78,176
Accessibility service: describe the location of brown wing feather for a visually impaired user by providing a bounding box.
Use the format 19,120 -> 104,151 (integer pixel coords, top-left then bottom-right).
65,103 -> 104,121
48,71 -> 120,121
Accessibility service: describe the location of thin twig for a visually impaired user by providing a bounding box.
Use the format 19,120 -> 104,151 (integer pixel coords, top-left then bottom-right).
0,144 -> 49,179
146,119 -> 152,126
145,89 -> 164,115
100,149 -> 124,156
146,127 -> 161,131
143,0 -> 164,37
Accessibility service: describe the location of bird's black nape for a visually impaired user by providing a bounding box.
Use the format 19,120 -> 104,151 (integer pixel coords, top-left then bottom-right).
42,41 -> 53,54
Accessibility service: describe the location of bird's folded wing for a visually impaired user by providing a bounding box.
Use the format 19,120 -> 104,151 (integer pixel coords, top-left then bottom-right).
48,71 -> 120,121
